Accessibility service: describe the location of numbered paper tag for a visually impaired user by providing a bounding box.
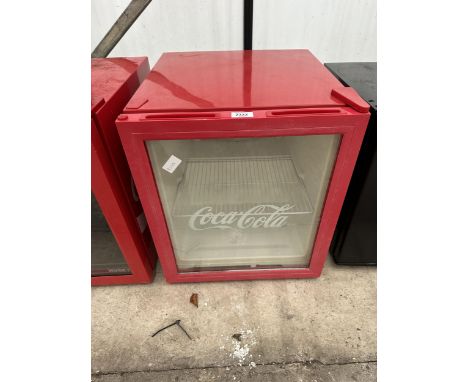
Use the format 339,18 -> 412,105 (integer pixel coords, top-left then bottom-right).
162,155 -> 182,173
231,111 -> 253,118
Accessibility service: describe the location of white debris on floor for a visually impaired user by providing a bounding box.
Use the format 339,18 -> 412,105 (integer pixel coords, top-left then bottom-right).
227,329 -> 258,365
231,341 -> 250,365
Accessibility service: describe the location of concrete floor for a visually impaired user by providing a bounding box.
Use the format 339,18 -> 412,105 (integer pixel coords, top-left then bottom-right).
92,257 -> 376,381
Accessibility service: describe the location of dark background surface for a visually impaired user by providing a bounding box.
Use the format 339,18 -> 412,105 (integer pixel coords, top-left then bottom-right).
326,62 -> 377,265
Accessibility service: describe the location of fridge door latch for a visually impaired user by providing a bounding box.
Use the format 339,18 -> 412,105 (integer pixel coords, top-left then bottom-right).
331,87 -> 370,113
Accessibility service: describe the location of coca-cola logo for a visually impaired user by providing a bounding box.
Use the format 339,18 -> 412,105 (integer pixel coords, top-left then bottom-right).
188,204 -> 295,231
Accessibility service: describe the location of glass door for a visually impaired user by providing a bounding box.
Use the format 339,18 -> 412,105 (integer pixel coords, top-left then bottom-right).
91,193 -> 131,276
146,135 -> 340,272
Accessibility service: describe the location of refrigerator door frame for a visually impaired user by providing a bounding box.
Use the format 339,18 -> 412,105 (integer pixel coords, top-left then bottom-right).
92,116 -> 154,285
117,108 -> 369,283
91,57 -> 157,286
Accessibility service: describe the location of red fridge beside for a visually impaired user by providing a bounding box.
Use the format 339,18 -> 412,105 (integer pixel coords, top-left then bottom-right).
91,57 -> 156,285
117,50 -> 370,283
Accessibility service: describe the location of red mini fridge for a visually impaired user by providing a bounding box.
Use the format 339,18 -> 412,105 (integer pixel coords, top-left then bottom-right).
117,50 -> 370,283
92,57 -> 156,285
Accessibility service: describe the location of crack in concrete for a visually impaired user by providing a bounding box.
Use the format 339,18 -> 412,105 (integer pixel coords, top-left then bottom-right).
92,359 -> 377,377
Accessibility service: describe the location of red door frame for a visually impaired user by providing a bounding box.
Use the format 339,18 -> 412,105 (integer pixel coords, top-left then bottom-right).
117,108 -> 369,283
91,117 -> 154,285
91,57 -> 157,286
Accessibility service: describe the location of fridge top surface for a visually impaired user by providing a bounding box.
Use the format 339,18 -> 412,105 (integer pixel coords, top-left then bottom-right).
123,50 -> 350,113
91,57 -> 148,113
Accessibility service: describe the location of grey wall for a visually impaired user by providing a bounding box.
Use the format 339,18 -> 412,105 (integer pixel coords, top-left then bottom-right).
91,0 -> 376,66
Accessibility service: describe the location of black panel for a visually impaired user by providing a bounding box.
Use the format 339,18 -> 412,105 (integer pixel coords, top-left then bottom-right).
244,0 -> 253,50
325,63 -> 377,265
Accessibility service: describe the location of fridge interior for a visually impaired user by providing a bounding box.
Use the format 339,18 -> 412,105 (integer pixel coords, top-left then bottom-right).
91,193 -> 131,276
146,134 -> 340,272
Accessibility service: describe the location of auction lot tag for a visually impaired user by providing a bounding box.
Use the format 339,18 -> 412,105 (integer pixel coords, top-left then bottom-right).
231,111 -> 253,118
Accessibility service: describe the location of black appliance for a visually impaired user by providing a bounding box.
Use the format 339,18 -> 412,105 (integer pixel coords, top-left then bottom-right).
326,62 -> 377,265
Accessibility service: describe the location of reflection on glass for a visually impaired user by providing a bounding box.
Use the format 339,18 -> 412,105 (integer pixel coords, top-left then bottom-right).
146,135 -> 340,272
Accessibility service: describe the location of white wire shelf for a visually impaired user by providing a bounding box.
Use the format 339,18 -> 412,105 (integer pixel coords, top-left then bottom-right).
172,155 -> 313,218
